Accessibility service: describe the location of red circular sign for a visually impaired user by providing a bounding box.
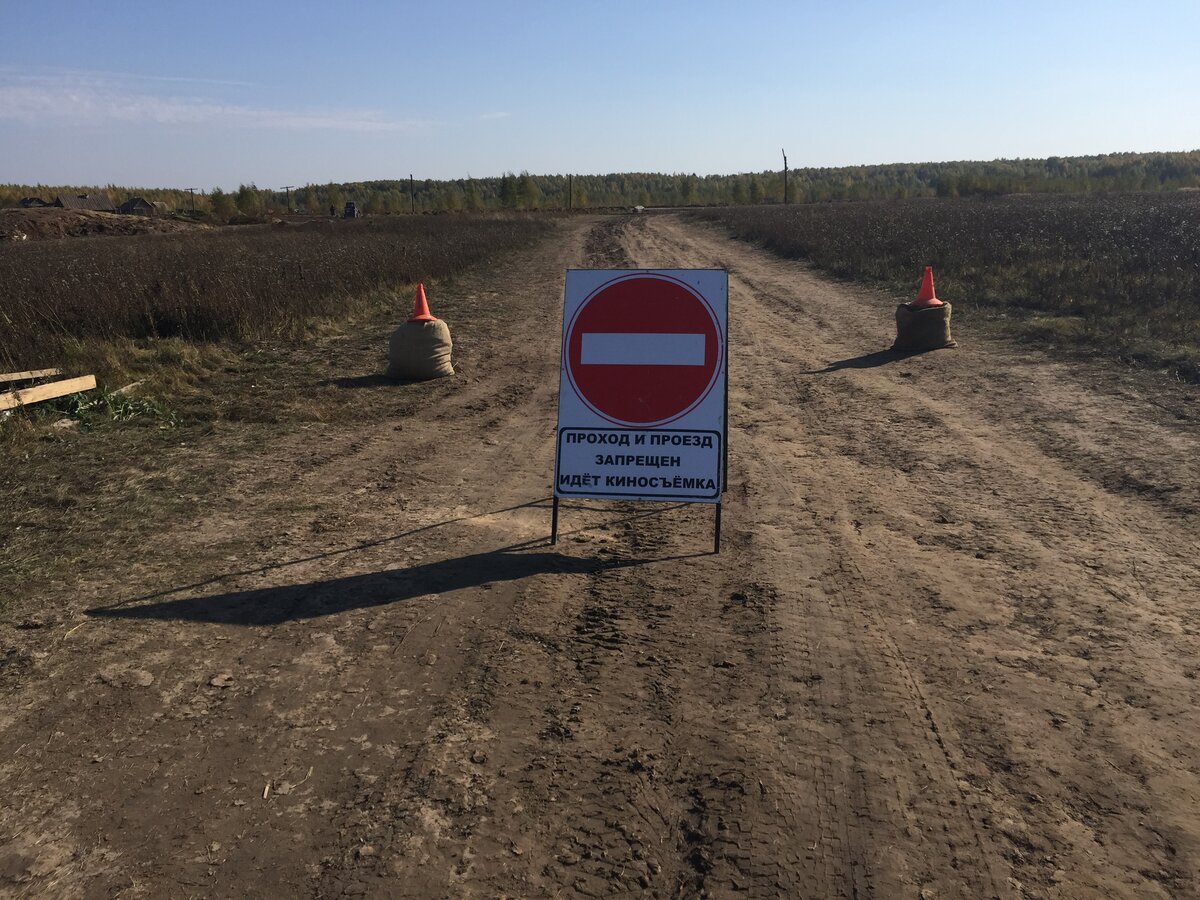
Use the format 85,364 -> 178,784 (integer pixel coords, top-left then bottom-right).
564,273 -> 723,427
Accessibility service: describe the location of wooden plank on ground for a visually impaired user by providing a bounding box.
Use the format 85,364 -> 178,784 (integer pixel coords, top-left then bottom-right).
0,375 -> 97,412
0,368 -> 62,385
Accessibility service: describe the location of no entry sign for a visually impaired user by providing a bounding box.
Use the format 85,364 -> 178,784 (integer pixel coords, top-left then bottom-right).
554,270 -> 727,507
564,273 -> 724,426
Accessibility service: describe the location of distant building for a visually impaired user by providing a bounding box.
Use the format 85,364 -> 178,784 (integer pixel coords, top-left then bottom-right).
119,197 -> 153,215
19,197 -> 50,208
119,197 -> 172,216
52,193 -> 116,212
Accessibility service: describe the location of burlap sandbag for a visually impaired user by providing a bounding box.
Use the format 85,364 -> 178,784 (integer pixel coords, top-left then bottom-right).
893,302 -> 957,352
387,319 -> 454,380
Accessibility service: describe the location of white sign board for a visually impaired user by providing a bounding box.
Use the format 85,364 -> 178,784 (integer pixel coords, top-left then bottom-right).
554,269 -> 728,503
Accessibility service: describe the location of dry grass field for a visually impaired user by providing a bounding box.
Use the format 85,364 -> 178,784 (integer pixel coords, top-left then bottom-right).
693,192 -> 1200,381
0,212 -> 553,380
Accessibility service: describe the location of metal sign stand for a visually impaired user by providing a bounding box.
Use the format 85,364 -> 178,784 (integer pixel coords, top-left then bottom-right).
550,269 -> 728,555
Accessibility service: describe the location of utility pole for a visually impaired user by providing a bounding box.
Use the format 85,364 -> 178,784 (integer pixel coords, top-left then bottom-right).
409,174 -> 415,214
183,188 -> 197,213
781,149 -> 789,205
568,174 -> 573,211
280,185 -> 295,212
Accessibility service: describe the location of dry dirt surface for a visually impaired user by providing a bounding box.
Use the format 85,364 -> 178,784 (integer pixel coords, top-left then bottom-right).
0,208 -> 208,241
2,214 -> 1199,899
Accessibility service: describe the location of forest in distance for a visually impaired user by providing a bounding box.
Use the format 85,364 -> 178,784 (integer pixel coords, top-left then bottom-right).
3,149 -> 1200,220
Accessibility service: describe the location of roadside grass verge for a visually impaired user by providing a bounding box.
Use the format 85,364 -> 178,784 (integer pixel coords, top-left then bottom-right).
691,192 -> 1200,381
0,214 -> 558,617
0,275 -> 515,619
1,213 -> 555,444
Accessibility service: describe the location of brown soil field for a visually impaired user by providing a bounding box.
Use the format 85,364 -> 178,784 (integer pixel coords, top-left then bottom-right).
2,214 -> 1199,898
0,208 -> 209,242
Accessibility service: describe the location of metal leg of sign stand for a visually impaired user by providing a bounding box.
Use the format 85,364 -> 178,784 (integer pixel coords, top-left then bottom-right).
713,502 -> 722,554
550,496 -> 560,545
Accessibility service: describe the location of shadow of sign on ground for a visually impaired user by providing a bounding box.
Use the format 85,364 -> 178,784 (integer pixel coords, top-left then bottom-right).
801,347 -> 928,375
86,500 -> 701,627
87,549 -> 642,626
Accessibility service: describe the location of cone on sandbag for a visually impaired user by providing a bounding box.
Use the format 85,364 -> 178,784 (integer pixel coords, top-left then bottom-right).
387,283 -> 455,380
893,267 -> 956,352
409,283 -> 436,322
911,266 -> 944,309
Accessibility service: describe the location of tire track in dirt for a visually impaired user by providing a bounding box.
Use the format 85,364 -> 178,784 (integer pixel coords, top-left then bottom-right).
347,216 -> 734,897
447,216 -> 868,898
194,214 -> 678,899
721,271 -> 1012,900
619,213 -> 1011,897
377,213 -> 1010,898
623,214 -> 1200,897
305,213 -> 655,897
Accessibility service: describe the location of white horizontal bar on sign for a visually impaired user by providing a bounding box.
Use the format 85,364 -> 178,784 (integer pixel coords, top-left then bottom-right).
581,333 -> 705,366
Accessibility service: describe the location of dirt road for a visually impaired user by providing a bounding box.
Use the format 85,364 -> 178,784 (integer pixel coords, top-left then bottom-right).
3,214 -> 1198,898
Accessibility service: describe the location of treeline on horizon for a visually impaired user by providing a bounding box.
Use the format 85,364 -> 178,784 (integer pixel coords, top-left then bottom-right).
4,150 -> 1199,217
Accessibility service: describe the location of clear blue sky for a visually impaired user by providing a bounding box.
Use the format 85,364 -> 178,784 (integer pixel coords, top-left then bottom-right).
2,0 -> 1198,189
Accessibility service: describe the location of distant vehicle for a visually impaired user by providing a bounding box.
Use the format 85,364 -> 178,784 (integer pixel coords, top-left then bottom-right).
343,202 -> 361,219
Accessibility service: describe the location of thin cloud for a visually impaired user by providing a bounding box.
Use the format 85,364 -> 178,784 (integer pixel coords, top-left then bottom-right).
0,74 -> 426,133
0,64 -> 256,89
480,111 -> 511,120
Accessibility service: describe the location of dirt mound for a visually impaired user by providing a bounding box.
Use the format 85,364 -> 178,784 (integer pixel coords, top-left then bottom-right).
0,208 -> 210,242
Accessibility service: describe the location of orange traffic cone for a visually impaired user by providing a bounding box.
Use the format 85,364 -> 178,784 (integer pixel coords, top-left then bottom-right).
911,266 -> 944,309
409,283 -> 437,322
